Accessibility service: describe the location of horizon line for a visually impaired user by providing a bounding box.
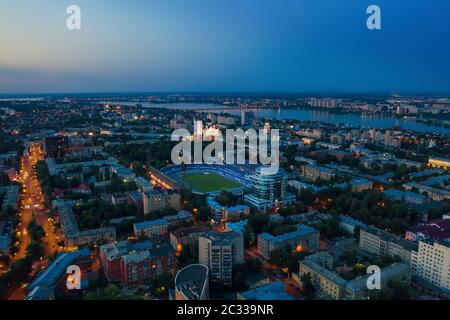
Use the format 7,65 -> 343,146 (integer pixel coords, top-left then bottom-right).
1,90 -> 450,98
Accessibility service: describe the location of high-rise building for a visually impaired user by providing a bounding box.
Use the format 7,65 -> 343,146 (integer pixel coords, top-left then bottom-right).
142,190 -> 181,215
194,119 -> 203,139
307,98 -> 337,108
43,135 -> 69,159
411,240 -> 450,291
244,167 -> 296,211
217,115 -> 236,126
175,264 -> 209,300
263,122 -> 270,134
249,167 -> 286,202
198,231 -> 244,286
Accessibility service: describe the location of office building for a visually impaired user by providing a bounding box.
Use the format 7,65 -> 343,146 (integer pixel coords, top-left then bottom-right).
296,252 -> 410,300
359,226 -> 417,264
244,167 -> 296,211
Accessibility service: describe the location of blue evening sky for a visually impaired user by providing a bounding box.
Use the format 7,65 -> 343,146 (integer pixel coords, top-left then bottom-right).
0,0 -> 449,94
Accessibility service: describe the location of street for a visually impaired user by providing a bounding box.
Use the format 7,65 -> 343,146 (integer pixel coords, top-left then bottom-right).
13,143 -> 59,260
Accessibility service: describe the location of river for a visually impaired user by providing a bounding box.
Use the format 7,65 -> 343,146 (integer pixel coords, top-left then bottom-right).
115,102 -> 450,136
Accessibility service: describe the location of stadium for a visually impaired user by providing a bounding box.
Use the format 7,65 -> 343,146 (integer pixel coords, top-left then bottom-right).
160,163 -> 255,195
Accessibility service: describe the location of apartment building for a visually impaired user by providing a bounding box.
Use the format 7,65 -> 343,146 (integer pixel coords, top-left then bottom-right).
133,219 -> 169,239
100,240 -> 175,286
411,240 -> 450,291
142,190 -> 181,215
198,231 -> 244,286
301,164 -> 336,181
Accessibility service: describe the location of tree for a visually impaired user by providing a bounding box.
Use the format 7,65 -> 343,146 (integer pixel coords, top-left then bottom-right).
369,280 -> 411,300
247,213 -> 270,243
149,272 -> 174,299
27,241 -> 44,259
245,258 -> 262,274
354,225 -> 361,240
84,284 -> 121,300
232,263 -> 249,291
27,220 -> 45,241
0,171 -> 11,186
198,206 -> 212,222
300,273 -> 315,300
243,223 -> 253,248
299,189 -> 315,206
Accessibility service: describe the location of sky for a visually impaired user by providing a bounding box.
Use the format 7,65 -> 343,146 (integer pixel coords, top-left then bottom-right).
1,0 -> 450,94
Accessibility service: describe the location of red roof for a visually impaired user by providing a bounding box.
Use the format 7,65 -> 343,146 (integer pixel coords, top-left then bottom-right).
78,184 -> 90,191
409,219 -> 450,240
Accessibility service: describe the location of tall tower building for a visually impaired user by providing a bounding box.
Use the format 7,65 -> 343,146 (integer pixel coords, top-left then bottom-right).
411,240 -> 450,291
249,167 -> 286,203
198,231 -> 244,287
43,135 -> 69,159
241,110 -> 246,126
194,119 -> 203,139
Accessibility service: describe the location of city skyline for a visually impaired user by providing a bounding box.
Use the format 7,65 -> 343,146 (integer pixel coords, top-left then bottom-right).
1,0 -> 450,94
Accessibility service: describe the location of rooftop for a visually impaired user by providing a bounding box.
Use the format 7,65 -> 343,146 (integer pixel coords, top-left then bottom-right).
259,224 -> 318,245
27,248 -> 91,292
408,218 -> 450,241
134,219 -> 168,230
175,264 -> 209,300
239,280 -> 294,300
364,226 -> 418,251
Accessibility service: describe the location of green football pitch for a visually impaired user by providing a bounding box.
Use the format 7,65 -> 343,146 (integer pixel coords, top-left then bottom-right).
181,172 -> 242,193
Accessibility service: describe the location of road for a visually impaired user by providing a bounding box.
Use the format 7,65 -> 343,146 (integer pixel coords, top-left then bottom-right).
13,143 -> 59,261
245,247 -> 304,300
